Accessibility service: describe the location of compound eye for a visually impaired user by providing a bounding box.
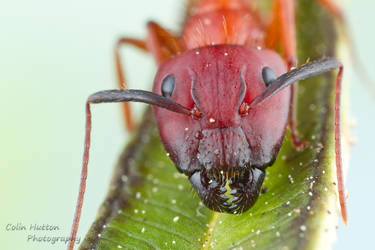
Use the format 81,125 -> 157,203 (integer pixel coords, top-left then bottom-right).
262,67 -> 277,87
161,74 -> 175,98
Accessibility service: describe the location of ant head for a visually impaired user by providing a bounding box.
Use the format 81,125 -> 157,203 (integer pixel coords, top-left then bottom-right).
152,45 -> 291,213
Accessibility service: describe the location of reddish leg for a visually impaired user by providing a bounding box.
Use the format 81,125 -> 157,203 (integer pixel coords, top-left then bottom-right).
317,0 -> 375,98
266,0 -> 309,150
115,23 -> 182,131
115,22 -> 182,130
115,38 -> 148,131
266,0 -> 296,67
316,0 -> 344,22
265,0 -> 347,223
68,22 -> 183,250
146,21 -> 183,65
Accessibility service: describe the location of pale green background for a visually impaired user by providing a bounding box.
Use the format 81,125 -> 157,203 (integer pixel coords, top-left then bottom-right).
0,0 -> 373,249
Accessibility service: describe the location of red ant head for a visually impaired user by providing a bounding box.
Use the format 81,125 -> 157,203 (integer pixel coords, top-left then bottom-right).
152,45 -> 290,213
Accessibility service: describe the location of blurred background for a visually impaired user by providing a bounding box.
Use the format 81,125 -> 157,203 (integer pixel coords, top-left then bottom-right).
0,0 -> 373,249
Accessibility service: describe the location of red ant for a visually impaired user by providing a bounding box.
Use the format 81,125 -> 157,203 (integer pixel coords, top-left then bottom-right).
68,0 -> 349,249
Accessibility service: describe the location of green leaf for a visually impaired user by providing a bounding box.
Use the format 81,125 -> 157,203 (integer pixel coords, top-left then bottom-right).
80,0 -> 344,249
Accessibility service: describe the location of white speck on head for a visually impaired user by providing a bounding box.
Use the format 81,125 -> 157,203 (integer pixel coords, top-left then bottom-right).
209,118 -> 215,123
185,127 -> 189,131
224,52 -> 228,56
203,18 -> 211,25
300,225 -> 307,231
256,46 -> 262,50
195,51 -> 200,55
173,216 -> 180,222
136,192 -> 141,199
141,227 -> 145,233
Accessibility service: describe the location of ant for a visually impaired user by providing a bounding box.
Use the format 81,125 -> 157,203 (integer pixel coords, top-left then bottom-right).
68,0 -> 352,249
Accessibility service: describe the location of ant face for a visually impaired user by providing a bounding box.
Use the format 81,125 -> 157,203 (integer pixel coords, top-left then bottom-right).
152,45 -> 290,213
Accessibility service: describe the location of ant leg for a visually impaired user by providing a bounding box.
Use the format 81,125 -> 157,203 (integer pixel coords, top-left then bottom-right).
316,0 -> 344,23
115,38 -> 148,131
146,21 -> 183,65
115,23 -> 182,131
249,58 -> 347,223
266,0 -> 309,149
266,0 -> 296,67
317,0 -> 375,97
